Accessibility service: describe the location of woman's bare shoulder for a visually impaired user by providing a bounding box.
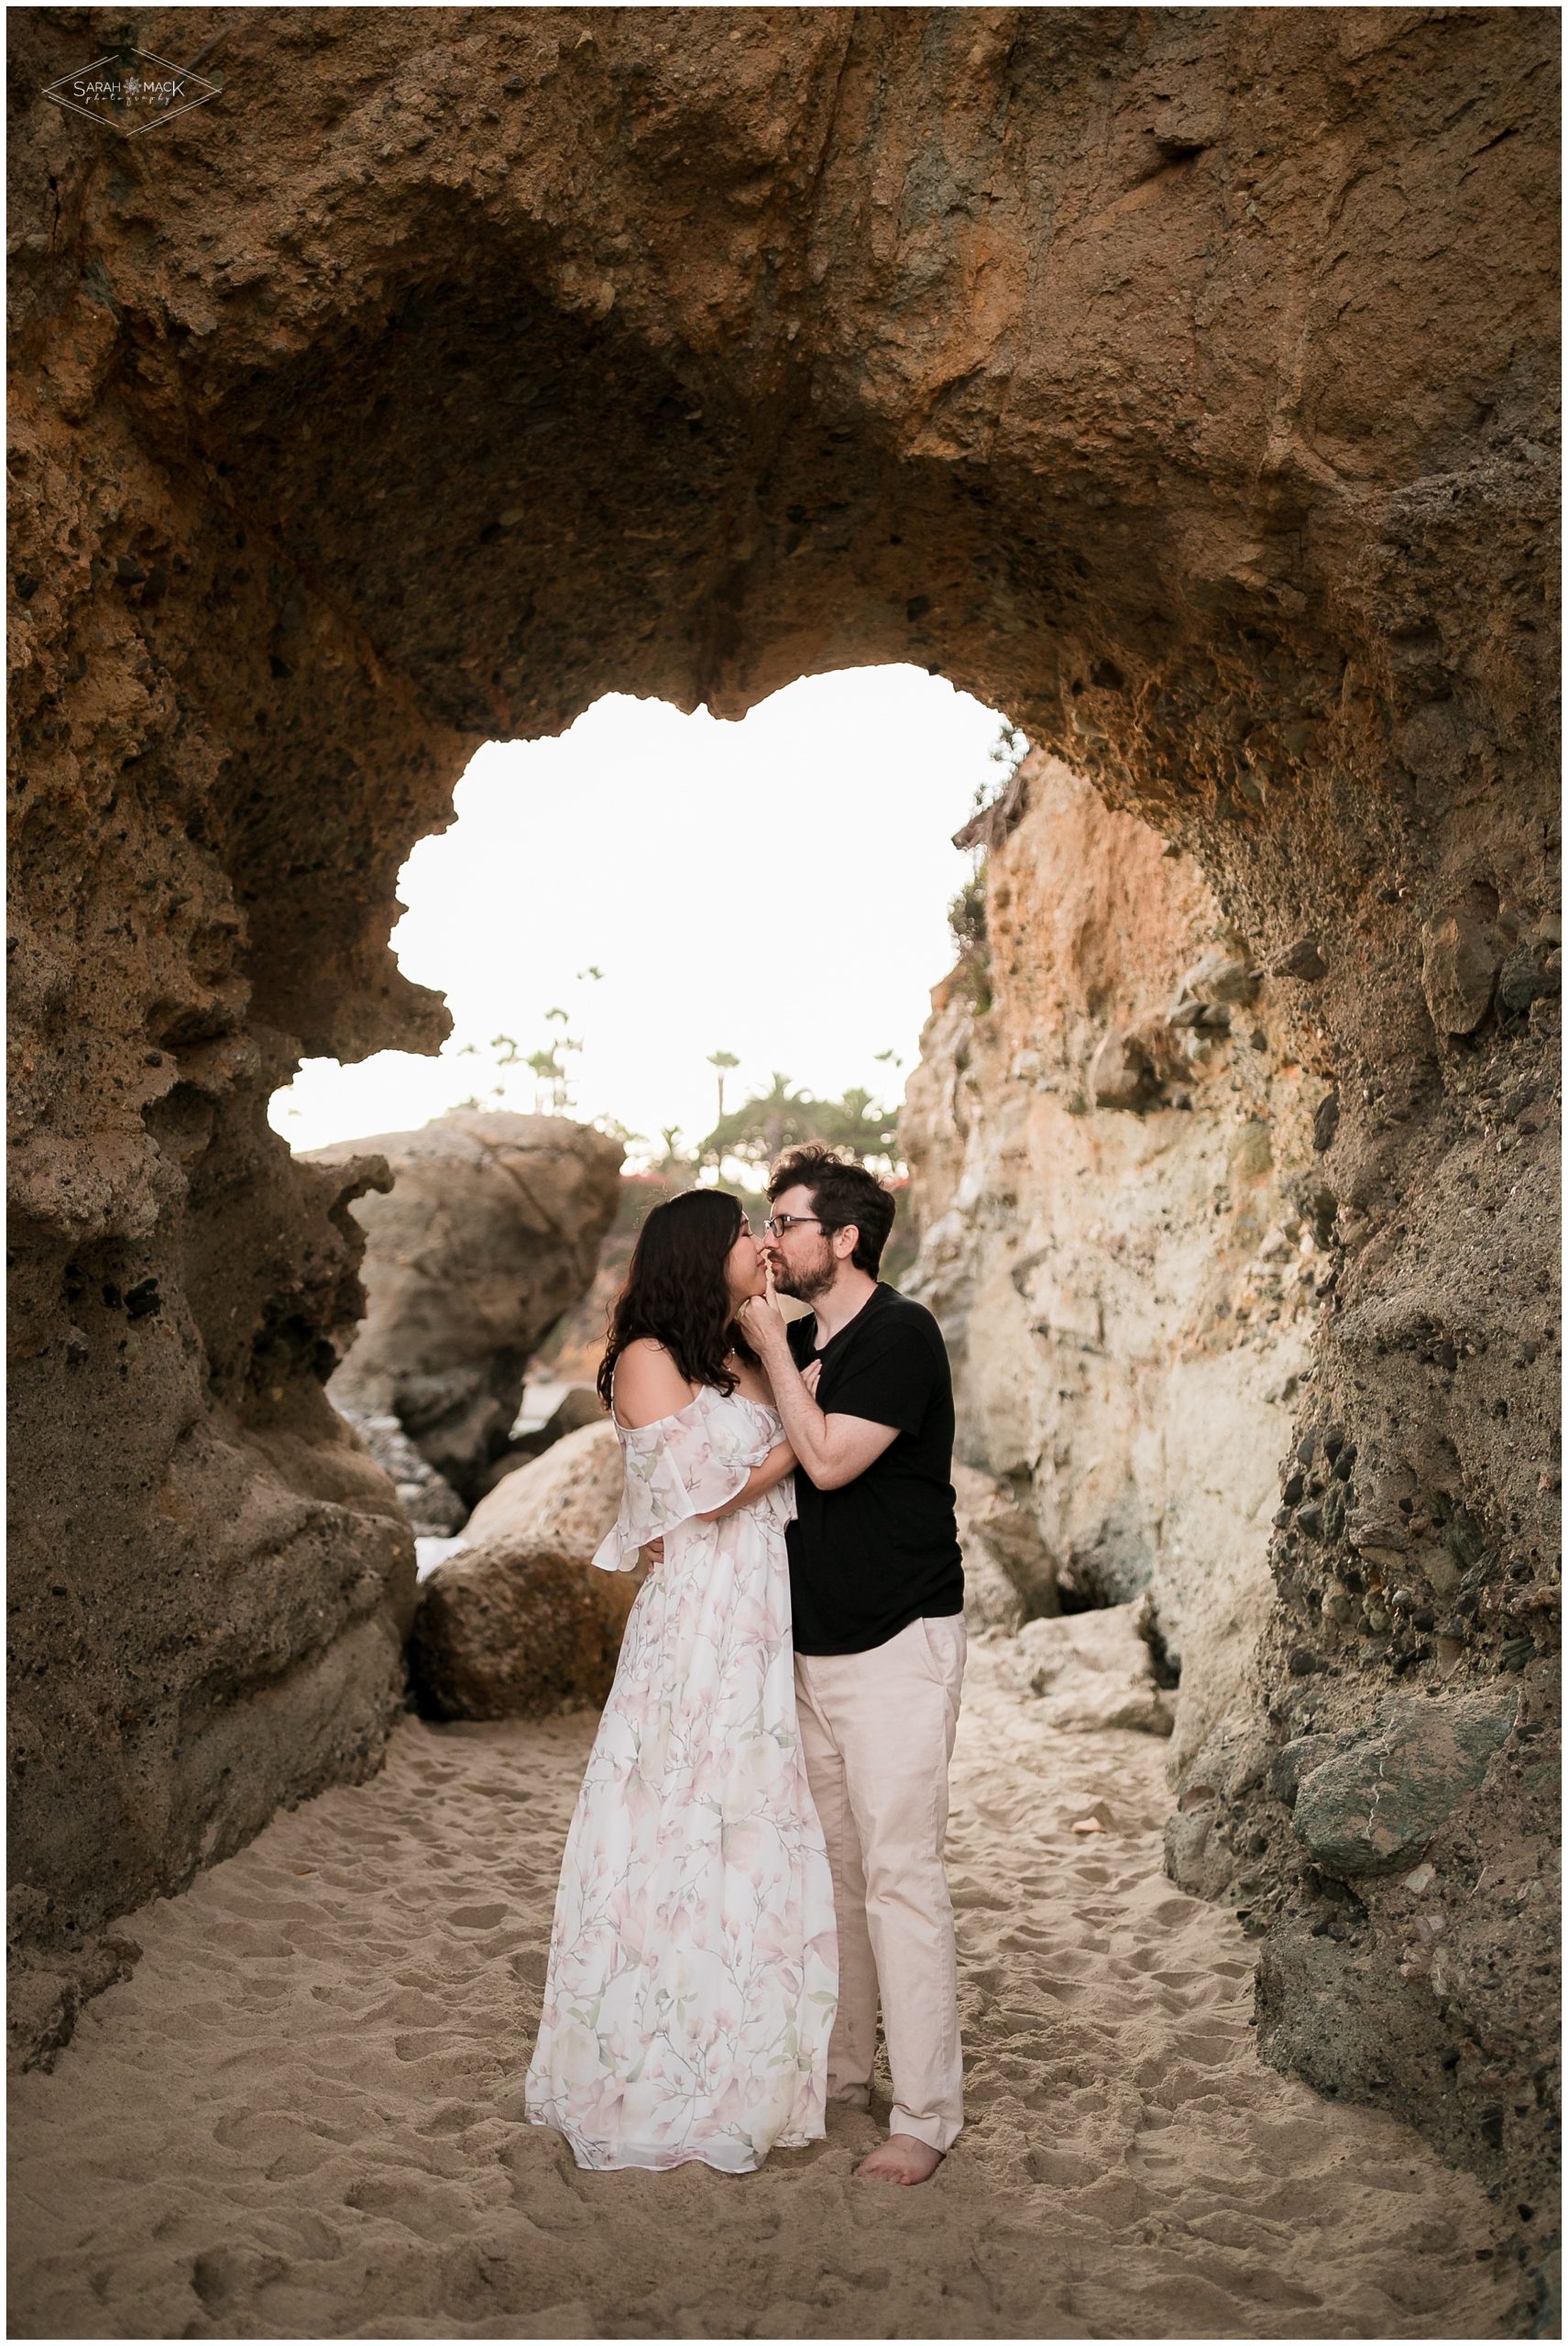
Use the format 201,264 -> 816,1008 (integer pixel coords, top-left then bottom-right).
611,1340 -> 699,1427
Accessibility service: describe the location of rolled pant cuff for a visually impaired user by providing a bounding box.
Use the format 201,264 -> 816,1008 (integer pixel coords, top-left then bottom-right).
891,2107 -> 962,2155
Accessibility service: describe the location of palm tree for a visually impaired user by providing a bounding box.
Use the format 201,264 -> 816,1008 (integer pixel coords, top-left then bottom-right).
707,1048 -> 740,1127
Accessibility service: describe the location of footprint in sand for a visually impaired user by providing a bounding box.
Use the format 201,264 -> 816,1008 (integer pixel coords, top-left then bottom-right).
265,2139 -> 333,2181
192,2246 -> 289,2309
356,1987 -> 457,2027
1174,2024 -> 1245,2062
342,2169 -> 473,2240
414,2099 -> 476,2138
1124,1943 -> 1196,1978
1026,2144 -> 1101,2188
213,2108 -> 306,2156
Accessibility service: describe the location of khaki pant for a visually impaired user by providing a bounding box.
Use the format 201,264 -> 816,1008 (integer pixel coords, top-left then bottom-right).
793,1613 -> 967,2154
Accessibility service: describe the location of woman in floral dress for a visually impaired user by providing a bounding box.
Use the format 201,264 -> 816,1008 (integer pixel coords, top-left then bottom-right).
524,1189 -> 838,2174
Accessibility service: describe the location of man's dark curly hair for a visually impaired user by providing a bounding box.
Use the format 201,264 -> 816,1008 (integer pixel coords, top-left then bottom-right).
766,1145 -> 895,1277
597,1189 -> 756,1410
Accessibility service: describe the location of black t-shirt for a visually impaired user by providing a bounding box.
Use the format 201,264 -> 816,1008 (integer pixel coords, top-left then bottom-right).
784,1282 -> 964,1655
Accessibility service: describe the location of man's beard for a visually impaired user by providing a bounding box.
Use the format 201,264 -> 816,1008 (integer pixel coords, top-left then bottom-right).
773,1246 -> 837,1304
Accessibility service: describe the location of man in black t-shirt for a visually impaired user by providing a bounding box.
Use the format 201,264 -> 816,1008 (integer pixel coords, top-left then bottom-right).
738,1146 -> 967,2189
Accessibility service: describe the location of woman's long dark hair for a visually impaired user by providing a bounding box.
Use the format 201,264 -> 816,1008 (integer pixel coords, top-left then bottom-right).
597,1189 -> 757,1410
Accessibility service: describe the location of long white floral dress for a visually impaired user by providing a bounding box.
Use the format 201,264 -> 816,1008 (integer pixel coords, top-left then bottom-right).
523,1382 -> 838,2174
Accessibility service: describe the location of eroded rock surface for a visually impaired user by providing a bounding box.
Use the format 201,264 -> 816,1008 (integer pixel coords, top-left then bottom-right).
905,740 -> 1559,2247
1287,1689 -> 1519,1878
905,751 -> 1324,1780
7,5 -> 1557,2265
952,1459 -> 1054,1634
307,1113 -> 622,1504
995,1601 -> 1176,1738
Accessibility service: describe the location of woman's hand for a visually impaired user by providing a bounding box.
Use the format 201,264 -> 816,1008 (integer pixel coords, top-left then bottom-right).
802,1358 -> 822,1399
643,1538 -> 664,1569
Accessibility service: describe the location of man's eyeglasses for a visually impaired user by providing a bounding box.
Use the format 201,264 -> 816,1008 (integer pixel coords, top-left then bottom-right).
763,1213 -> 828,1236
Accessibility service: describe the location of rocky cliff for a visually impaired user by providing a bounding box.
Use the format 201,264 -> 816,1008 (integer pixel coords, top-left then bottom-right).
905,750 -> 1328,1778
7,6 -> 1557,2267
905,743 -> 1559,2270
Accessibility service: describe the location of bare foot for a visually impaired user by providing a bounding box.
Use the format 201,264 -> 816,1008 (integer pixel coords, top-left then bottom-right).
853,2132 -> 944,2186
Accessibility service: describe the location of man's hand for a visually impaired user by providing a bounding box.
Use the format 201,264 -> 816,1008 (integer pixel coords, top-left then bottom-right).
738,1262 -> 790,1361
743,1290 -> 899,1494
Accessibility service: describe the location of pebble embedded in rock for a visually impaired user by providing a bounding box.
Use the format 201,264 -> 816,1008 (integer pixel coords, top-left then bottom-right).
1290,1689 -> 1519,1875
1312,1093 -> 1341,1153
1269,937 -> 1327,981
1420,903 -> 1506,1035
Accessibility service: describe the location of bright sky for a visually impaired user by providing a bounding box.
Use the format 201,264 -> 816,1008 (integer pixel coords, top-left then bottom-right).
269,667 -> 1009,1166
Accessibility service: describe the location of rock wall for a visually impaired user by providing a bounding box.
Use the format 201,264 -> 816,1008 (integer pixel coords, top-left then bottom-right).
7,5 -> 1557,2259
904,750 -> 1328,1781
905,736 -> 1560,2254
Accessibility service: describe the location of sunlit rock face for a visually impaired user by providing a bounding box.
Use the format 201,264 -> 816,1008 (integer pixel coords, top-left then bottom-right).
7,5 -> 1557,2237
904,750 -> 1326,1784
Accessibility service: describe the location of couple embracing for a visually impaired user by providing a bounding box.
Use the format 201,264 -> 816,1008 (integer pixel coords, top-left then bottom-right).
524,1146 -> 967,2186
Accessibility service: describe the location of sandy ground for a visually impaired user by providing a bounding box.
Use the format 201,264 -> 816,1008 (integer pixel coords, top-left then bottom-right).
8,1640 -> 1516,2341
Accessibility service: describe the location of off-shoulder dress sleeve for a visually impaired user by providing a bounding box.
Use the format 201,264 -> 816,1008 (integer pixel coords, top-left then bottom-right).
589,1389 -> 764,1572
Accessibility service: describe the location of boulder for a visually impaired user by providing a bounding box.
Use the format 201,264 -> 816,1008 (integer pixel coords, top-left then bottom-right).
307,1113 -> 622,1503
538,1384 -> 610,1444
952,1460 -> 1058,1630
1164,1715 -> 1278,1899
995,1597 -> 1175,1735
408,1419 -> 645,1719
1497,941 -> 1560,1015
409,1541 -> 633,1721
7,1925 -> 144,2076
959,1537 -> 1026,1634
463,1419 -> 624,1558
1290,1688 -> 1519,1877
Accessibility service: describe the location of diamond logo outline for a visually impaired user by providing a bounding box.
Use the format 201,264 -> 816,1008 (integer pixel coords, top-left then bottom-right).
43,46 -> 223,137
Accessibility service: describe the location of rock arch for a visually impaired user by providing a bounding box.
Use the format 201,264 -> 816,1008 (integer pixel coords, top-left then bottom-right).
8,5 -> 1557,2216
